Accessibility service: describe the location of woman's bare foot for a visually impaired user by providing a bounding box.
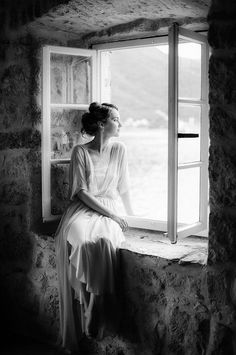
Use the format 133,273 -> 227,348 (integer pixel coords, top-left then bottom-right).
84,309 -> 93,337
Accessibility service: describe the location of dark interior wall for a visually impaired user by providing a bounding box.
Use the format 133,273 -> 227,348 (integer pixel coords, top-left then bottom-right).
0,0 -> 70,35
0,0 -> 71,338
0,35 -> 58,340
207,0 -> 236,264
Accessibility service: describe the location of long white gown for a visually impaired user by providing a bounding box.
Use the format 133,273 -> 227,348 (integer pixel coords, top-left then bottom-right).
55,141 -> 129,351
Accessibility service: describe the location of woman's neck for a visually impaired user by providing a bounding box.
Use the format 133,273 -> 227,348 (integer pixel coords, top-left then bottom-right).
88,133 -> 110,153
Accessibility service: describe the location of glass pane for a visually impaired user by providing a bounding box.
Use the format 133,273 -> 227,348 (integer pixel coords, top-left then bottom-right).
178,42 -> 201,99
115,128 -> 168,220
178,167 -> 200,224
106,45 -> 168,220
178,105 -> 201,164
51,163 -> 69,215
50,53 -> 91,104
51,108 -> 89,160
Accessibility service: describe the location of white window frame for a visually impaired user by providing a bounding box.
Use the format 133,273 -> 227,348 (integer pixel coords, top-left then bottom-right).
94,37 -> 169,232
168,24 -> 209,243
41,32 -> 209,242
42,46 -> 97,221
93,31 -> 209,238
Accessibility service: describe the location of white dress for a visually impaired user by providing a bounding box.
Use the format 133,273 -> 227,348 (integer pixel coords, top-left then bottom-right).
55,141 -> 129,351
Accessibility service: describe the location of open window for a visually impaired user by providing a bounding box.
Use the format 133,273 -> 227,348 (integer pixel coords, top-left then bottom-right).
42,46 -> 97,221
168,24 -> 209,243
42,25 -> 209,243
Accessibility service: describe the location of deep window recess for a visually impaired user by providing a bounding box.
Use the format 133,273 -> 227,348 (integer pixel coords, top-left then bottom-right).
42,24 -> 209,243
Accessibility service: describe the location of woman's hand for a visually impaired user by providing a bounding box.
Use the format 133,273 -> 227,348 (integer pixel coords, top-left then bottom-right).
111,215 -> 129,232
77,190 -> 129,231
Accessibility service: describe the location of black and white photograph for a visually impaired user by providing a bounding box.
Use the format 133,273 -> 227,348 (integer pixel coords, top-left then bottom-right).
1,0 -> 236,354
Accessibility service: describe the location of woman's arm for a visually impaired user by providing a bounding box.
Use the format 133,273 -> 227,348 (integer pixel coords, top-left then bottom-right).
77,189 -> 128,231
120,190 -> 134,215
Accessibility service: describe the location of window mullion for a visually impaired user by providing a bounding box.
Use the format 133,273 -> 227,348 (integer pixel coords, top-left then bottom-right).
199,41 -> 209,226
168,23 -> 179,244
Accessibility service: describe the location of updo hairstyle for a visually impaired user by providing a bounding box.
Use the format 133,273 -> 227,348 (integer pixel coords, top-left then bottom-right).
81,102 -> 118,136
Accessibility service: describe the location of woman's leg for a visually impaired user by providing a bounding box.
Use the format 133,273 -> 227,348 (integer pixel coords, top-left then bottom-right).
79,282 -> 97,337
80,282 -> 90,311
85,293 -> 96,337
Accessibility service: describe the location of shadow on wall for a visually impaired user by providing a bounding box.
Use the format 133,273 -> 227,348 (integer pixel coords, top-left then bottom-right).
0,33 -> 59,341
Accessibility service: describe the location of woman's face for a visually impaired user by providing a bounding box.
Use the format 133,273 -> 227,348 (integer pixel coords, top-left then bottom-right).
103,108 -> 122,137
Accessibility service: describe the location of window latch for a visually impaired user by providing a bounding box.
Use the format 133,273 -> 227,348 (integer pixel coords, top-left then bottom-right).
177,133 -> 199,138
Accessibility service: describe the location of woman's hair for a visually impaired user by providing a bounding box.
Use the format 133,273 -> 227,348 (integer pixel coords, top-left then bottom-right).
81,102 -> 118,136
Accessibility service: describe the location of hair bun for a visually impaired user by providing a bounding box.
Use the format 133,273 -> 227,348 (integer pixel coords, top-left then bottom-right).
89,102 -> 101,113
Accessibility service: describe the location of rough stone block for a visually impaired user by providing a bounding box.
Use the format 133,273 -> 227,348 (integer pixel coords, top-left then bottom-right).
0,129 -> 41,150
208,21 -> 236,49
209,143 -> 236,211
167,306 -> 190,355
206,269 -> 229,309
0,180 -> 31,205
0,96 -> 41,130
208,212 -> 236,263
3,42 -> 31,63
209,55 -> 236,105
119,250 -> 213,354
0,64 -> 31,97
206,322 -> 236,354
0,204 -> 30,240
209,105 -> 236,140
0,149 -> 29,180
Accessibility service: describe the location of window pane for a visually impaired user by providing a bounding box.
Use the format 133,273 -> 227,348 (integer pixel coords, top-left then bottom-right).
178,105 -> 201,164
178,42 -> 201,99
51,108 -> 87,160
178,167 -> 200,224
50,53 -> 91,104
106,46 -> 168,221
115,128 -> 168,220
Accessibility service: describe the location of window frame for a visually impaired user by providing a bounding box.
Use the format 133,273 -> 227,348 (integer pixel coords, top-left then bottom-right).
42,45 -> 97,222
168,24 -> 209,242
93,32 -> 209,237
41,33 -> 209,241
94,36 -> 169,232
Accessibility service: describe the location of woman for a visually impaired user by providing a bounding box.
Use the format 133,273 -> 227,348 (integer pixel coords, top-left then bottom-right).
55,102 -> 133,352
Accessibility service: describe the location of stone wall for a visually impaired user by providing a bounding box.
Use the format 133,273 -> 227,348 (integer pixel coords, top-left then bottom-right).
0,32 -> 65,341
208,0 -> 236,265
117,251 -> 236,355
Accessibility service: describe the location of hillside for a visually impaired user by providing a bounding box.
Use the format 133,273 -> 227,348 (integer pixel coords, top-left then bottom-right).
110,46 -> 201,128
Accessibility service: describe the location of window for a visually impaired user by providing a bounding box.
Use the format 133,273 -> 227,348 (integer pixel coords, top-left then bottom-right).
167,25 -> 209,242
42,46 -> 97,219
42,24 -> 209,243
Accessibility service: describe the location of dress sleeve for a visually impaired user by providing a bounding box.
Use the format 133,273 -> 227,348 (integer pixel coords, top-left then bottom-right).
117,143 -> 130,195
68,146 -> 88,200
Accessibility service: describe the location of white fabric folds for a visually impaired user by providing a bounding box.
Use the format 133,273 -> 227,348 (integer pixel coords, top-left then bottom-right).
55,142 -> 128,351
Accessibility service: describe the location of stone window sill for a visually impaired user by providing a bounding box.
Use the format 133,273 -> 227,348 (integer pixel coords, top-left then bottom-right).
122,228 -> 208,265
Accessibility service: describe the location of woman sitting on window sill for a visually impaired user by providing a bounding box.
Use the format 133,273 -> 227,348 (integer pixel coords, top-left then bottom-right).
55,102 -> 133,353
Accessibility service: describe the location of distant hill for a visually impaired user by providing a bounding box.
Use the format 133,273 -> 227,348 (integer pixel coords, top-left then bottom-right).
110,46 -> 201,128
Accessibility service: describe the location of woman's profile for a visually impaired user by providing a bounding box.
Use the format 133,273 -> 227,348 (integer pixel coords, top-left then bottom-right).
55,102 -> 133,352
